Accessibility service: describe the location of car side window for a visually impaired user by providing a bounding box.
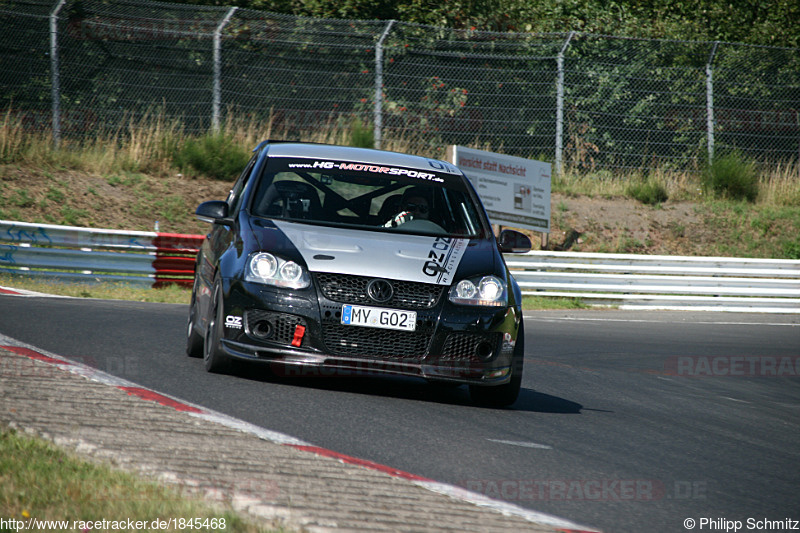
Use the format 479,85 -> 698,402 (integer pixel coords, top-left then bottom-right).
227,153 -> 259,215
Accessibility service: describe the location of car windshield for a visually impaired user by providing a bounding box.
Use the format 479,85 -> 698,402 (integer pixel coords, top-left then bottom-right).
249,157 -> 487,238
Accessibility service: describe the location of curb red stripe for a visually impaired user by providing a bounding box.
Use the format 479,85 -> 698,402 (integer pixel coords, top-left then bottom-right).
2,346 -> 201,415
2,345 -> 71,365
117,386 -> 203,413
0,287 -> 23,295
288,445 -> 432,482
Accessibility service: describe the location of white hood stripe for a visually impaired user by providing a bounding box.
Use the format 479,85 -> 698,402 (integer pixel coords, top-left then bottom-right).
274,221 -> 468,286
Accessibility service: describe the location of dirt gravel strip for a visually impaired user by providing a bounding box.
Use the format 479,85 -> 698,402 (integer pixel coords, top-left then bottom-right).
0,338 -> 601,533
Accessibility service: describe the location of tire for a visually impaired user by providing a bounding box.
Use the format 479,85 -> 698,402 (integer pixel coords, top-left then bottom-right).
203,278 -> 231,373
186,282 -> 204,358
469,321 -> 525,408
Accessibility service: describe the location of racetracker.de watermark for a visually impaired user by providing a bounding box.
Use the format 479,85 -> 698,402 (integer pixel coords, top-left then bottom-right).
664,356 -> 800,377
461,479 -> 707,502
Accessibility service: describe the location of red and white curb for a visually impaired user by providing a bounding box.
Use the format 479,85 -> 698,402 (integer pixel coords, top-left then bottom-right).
0,335 -> 601,533
0,286 -> 24,295
0,286 -> 69,297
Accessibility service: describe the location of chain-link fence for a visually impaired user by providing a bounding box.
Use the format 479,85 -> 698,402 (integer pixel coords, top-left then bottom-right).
3,0 -> 799,174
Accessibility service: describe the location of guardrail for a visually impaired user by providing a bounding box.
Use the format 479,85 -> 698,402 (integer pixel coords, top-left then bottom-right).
506,251 -> 800,313
0,220 -> 203,288
2,220 -> 799,313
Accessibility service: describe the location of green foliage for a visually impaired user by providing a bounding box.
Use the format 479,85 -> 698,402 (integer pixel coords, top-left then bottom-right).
60,205 -> 88,226
296,0 -> 396,20
522,295 -> 588,310
0,428 -> 265,531
783,239 -> 800,260
699,201 -> 800,259
614,235 -> 647,253
46,186 -> 66,204
349,118 -> 374,149
153,195 -> 187,223
173,133 -> 250,181
505,0 -> 799,47
702,151 -> 759,203
0,112 -> 27,163
396,0 -> 503,31
10,188 -> 34,208
167,0 -> 800,47
627,176 -> 669,205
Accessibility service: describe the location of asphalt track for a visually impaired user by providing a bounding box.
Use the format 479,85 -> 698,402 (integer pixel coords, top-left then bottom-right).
1,293 -> 798,533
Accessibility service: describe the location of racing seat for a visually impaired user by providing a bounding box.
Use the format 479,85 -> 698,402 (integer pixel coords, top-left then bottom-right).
377,194 -> 403,224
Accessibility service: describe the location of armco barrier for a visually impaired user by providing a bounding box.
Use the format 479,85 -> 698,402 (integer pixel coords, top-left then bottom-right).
506,251 -> 800,313
0,220 -> 203,288
3,220 -> 799,313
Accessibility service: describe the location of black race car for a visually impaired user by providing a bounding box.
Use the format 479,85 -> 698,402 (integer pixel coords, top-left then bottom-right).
187,142 -> 532,407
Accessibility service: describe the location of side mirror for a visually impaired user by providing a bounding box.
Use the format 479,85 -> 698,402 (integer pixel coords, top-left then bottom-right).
498,229 -> 532,254
195,201 -> 233,225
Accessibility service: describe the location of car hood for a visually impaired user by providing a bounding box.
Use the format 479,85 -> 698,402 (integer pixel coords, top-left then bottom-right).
250,219 -> 489,286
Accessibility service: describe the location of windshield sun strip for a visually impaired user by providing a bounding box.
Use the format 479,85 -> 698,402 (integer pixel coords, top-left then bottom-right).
247,159 -> 485,237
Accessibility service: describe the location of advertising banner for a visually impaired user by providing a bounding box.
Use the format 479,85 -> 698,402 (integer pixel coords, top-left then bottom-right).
448,146 -> 551,233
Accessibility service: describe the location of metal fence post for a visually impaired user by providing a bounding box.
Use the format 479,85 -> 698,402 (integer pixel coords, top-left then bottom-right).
50,0 -> 68,149
373,20 -> 396,149
706,41 -> 719,163
554,31 -> 575,177
212,7 -> 238,132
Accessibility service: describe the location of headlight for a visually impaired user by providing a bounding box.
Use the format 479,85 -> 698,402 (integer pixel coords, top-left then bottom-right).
448,275 -> 507,307
245,252 -> 310,289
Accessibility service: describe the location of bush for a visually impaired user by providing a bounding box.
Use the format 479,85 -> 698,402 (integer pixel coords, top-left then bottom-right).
627,176 -> 668,205
349,118 -> 374,149
702,151 -> 759,202
173,132 -> 250,180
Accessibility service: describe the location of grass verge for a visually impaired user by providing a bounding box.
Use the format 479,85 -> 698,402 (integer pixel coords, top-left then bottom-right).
0,427 -> 273,532
0,274 -> 191,304
522,295 -> 591,310
701,201 -> 800,259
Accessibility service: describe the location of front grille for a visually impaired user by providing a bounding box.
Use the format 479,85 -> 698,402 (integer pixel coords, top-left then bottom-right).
245,310 -> 307,346
438,332 -> 501,364
315,273 -> 443,309
321,324 -> 431,360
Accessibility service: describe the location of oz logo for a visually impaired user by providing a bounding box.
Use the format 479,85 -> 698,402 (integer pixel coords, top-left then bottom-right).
225,315 -> 242,329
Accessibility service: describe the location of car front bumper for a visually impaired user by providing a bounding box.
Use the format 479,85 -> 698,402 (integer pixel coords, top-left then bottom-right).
216,276 -> 521,385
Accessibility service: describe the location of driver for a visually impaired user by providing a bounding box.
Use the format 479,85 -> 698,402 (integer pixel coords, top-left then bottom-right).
384,189 -> 431,227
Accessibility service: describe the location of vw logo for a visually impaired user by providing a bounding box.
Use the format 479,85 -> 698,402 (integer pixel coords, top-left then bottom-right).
367,279 -> 394,303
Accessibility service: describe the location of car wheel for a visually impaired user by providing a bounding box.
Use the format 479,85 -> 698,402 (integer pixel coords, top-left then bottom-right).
204,278 -> 231,373
469,321 -> 525,408
186,281 -> 204,358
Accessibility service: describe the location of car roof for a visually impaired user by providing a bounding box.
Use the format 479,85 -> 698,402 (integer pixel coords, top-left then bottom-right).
261,142 -> 463,176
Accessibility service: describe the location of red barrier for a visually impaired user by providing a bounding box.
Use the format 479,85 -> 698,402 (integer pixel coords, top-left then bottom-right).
152,232 -> 204,288
153,233 -> 205,254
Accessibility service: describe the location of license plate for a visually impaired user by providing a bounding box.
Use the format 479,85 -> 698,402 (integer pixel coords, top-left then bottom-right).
341,304 -> 417,332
